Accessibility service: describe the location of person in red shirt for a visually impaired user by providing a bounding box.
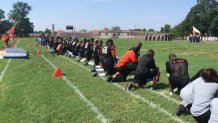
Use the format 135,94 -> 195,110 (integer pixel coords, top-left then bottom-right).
107,42 -> 142,82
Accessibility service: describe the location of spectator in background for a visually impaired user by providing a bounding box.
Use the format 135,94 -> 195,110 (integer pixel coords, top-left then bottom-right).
196,34 -> 200,43
193,35 -> 197,43
189,34 -> 193,43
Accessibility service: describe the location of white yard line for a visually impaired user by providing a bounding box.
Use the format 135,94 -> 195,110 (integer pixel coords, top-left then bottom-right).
151,90 -> 180,104
0,40 -> 19,81
0,59 -> 11,81
125,77 -> 180,104
41,55 -> 108,123
62,56 -> 187,123
113,83 -> 185,123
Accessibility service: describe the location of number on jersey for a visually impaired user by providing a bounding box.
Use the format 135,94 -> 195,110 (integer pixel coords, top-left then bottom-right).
102,46 -> 108,54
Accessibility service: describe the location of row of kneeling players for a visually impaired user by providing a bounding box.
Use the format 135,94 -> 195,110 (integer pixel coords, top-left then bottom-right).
37,35 -> 218,123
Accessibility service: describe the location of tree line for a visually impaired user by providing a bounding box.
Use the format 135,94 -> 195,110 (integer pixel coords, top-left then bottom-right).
110,0 -> 218,37
0,2 -> 34,37
171,0 -> 218,37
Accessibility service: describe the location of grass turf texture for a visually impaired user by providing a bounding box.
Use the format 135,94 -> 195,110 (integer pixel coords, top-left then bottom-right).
0,38 -> 218,123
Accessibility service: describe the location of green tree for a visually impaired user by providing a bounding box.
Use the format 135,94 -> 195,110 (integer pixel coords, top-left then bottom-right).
164,24 -> 171,33
38,31 -> 44,33
171,0 -> 218,36
148,29 -> 155,32
142,28 -> 147,31
45,28 -> 51,33
79,29 -> 87,33
15,18 -> 34,36
112,26 -> 121,32
0,20 -> 13,35
170,24 -> 184,36
104,27 -> 109,31
8,2 -> 32,22
8,2 -> 34,36
0,9 -> 5,20
208,16 -> 218,36
160,27 -> 164,33
133,28 -> 142,31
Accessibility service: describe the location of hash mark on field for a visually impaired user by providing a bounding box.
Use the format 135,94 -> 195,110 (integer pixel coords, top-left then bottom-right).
41,55 -> 108,123
62,56 -> 187,123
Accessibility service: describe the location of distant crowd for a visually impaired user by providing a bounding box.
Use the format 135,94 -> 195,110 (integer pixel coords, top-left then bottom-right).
202,36 -> 218,42
144,35 -> 173,41
36,33 -> 218,123
187,34 -> 218,42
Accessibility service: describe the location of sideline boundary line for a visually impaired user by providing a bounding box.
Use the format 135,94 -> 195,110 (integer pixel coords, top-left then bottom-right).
0,39 -> 19,81
0,59 -> 11,81
61,56 -> 186,123
41,55 -> 108,123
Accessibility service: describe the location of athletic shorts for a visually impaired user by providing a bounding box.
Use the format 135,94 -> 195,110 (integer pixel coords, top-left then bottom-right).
169,76 -> 189,90
117,62 -> 137,76
103,57 -> 114,75
134,70 -> 156,86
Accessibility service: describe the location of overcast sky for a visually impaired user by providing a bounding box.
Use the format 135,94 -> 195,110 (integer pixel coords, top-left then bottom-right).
0,0 -> 197,31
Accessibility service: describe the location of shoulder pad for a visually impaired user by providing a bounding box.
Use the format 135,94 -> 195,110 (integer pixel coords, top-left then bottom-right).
173,59 -> 185,63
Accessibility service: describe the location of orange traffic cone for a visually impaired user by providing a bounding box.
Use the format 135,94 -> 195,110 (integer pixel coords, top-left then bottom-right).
53,67 -> 63,77
37,49 -> 42,55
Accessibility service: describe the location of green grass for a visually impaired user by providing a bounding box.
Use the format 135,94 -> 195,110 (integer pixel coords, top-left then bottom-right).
0,38 -> 218,123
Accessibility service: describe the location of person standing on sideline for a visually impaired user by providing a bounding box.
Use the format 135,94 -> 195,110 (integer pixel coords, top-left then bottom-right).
189,34 -> 193,43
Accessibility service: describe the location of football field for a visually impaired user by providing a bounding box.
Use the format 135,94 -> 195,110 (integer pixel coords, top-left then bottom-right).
0,38 -> 218,123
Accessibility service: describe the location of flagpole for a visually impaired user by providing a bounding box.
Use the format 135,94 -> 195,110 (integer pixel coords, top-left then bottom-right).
10,21 -> 19,48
